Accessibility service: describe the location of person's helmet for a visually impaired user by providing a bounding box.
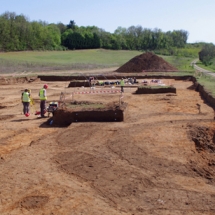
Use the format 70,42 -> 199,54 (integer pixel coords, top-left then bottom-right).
43,84 -> 48,89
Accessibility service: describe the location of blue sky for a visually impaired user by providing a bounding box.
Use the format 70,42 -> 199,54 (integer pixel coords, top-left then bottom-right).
1,0 -> 215,44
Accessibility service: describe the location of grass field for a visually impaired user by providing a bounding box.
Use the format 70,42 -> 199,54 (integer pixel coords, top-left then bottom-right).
0,49 -> 142,73
196,60 -> 215,72
160,55 -> 195,71
195,72 -> 215,96
0,49 -> 143,65
0,49 -> 195,74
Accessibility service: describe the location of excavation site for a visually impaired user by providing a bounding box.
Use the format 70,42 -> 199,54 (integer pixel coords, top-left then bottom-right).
1,52 -> 215,215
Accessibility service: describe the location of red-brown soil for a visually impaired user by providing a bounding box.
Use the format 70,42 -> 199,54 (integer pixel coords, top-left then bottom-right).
115,52 -> 178,73
1,78 -> 215,215
135,86 -> 176,94
51,101 -> 127,126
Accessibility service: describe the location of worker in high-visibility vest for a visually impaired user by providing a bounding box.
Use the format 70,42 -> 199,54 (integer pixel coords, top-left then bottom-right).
120,78 -> 125,93
21,89 -> 31,117
39,84 -> 48,118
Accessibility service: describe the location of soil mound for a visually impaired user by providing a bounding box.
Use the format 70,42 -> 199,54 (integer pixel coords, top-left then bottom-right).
115,52 -> 178,73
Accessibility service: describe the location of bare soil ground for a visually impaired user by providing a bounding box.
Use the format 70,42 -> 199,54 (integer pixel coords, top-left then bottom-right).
1,78 -> 215,215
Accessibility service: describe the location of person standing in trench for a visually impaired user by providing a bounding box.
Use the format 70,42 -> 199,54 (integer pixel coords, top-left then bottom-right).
39,84 -> 48,118
21,89 -> 31,116
120,78 -> 125,93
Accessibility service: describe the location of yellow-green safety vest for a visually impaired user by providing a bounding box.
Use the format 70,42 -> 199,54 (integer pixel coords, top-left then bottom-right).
22,92 -> 30,102
120,80 -> 125,86
39,88 -> 47,100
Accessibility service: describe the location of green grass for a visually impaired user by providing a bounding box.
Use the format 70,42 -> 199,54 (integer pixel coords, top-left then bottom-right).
0,49 -> 142,73
160,55 -> 195,71
0,49 -> 197,74
195,59 -> 215,72
195,73 -> 215,96
155,46 -> 201,58
0,49 -> 142,65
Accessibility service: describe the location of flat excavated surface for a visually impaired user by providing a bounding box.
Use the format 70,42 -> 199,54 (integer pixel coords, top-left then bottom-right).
0,79 -> 215,215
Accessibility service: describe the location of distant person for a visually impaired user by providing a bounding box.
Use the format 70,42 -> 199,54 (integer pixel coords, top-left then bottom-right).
120,78 -> 125,92
89,77 -> 94,87
98,81 -> 104,86
21,89 -> 31,117
39,84 -> 48,118
131,78 -> 134,84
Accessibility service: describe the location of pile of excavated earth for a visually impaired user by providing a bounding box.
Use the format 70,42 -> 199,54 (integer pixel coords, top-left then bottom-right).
115,52 -> 178,73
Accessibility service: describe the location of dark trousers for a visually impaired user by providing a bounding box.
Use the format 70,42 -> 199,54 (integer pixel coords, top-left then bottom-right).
121,86 -> 124,92
40,100 -> 46,117
23,102 -> 30,114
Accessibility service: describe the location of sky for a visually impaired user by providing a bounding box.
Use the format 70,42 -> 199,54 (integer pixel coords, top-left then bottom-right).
1,0 -> 215,44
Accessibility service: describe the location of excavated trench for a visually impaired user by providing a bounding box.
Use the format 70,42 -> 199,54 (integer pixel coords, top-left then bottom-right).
2,74 -> 215,126
135,86 -> 176,94
189,125 -> 215,153
188,123 -> 215,182
37,75 -> 215,112
49,101 -> 128,127
46,75 -> 215,127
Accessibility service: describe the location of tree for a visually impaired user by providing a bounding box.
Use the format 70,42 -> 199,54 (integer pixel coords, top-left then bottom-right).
67,20 -> 76,30
199,43 -> 215,66
171,30 -> 189,48
44,24 -> 61,49
56,22 -> 66,34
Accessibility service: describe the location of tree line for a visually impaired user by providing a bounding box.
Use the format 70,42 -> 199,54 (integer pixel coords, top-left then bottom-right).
0,12 -> 189,52
2,11 -> 215,67
0,12 -> 61,51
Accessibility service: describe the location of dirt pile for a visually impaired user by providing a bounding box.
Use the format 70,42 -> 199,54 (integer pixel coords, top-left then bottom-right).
115,52 -> 178,73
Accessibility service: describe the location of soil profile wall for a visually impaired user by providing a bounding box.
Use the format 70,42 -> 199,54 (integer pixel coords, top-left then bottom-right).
192,77 -> 215,110
38,75 -> 193,82
135,87 -> 176,94
0,76 -> 38,85
68,81 -> 90,87
52,105 -> 127,127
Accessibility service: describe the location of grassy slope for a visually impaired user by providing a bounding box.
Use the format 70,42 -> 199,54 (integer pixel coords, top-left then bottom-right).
0,49 -> 141,65
0,49 -> 195,74
160,55 -> 194,71
0,49 -> 142,71
195,74 -> 215,96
